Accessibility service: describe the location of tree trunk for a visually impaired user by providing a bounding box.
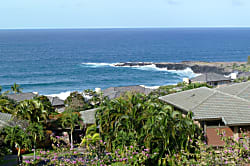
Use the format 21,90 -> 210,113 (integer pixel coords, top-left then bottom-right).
71,129 -> 73,149
34,134 -> 37,160
17,146 -> 21,165
33,145 -> 36,161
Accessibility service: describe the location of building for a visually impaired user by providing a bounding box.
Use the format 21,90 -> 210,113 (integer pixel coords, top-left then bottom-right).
6,93 -> 65,112
6,92 -> 38,102
47,96 -> 65,113
102,85 -> 153,99
0,112 -> 27,129
0,112 -> 13,129
159,82 -> 250,146
80,108 -> 98,125
191,73 -> 231,87
216,81 -> 250,101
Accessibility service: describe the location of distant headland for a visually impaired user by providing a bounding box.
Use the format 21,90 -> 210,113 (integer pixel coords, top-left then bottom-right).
115,61 -> 249,75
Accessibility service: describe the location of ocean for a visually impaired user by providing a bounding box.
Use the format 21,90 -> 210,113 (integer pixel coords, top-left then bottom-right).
0,28 -> 250,98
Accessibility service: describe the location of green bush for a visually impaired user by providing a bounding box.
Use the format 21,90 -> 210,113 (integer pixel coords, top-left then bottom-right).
96,93 -> 202,164
65,90 -> 105,112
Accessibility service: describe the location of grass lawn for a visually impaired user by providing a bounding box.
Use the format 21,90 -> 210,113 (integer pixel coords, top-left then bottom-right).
0,158 -> 17,166
23,149 -> 55,157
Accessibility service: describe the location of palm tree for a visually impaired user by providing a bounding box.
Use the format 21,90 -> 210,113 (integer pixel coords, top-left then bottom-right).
61,111 -> 83,149
0,98 -> 12,113
27,122 -> 44,161
14,99 -> 48,124
11,83 -> 22,94
4,126 -> 31,165
96,92 -> 201,164
80,124 -> 100,148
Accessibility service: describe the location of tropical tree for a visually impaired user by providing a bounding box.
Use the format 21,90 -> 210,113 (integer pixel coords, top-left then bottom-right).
60,111 -> 83,149
181,82 -> 212,91
0,98 -> 13,113
65,92 -> 86,111
14,99 -> 48,124
26,122 -> 44,161
11,83 -> 22,94
96,93 -> 201,164
80,124 -> 100,148
0,95 -> 16,114
4,126 -> 31,165
34,95 -> 55,115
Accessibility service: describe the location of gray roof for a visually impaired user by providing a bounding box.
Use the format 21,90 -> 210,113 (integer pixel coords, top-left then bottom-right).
0,113 -> 29,129
47,96 -> 65,106
159,87 -> 250,126
216,81 -> 250,101
80,108 -> 98,125
103,85 -> 153,99
191,73 -> 231,82
6,92 -> 37,102
0,112 -> 13,129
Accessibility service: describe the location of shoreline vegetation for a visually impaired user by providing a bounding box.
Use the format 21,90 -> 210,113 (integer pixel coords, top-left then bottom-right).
0,60 -> 250,165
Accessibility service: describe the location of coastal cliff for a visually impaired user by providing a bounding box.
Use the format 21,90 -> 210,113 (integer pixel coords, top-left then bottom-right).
115,61 -> 246,75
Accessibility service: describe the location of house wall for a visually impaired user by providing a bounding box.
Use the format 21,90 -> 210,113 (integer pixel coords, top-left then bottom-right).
206,126 -> 234,146
208,80 -> 231,87
206,125 -> 250,146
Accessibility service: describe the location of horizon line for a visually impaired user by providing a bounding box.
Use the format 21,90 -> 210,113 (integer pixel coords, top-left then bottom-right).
1,26 -> 250,30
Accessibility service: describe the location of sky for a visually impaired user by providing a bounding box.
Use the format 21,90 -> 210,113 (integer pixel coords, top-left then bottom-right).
0,0 -> 250,29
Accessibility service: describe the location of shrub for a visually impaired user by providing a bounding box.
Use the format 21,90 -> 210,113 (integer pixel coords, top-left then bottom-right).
96,93 -> 202,164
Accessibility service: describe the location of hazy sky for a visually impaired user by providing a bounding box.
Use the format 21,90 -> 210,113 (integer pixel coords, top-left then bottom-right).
0,0 -> 250,29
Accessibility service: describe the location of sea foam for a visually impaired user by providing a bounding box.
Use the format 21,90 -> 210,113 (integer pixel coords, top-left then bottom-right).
46,91 -> 71,100
81,62 -> 199,78
81,62 -> 116,68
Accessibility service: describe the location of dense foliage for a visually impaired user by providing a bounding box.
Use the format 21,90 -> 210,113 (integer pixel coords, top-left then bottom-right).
34,95 -> 55,115
149,82 -> 212,98
234,76 -> 250,83
3,126 -> 31,164
22,123 -> 250,165
232,63 -> 250,72
64,90 -> 104,112
0,96 -> 16,114
179,82 -> 212,91
96,93 -> 202,164
1,83 -> 249,165
65,92 -> 86,111
60,110 -> 83,149
168,131 -> 249,165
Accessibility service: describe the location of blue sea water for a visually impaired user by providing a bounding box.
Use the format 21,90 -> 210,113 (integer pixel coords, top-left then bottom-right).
0,28 -> 250,96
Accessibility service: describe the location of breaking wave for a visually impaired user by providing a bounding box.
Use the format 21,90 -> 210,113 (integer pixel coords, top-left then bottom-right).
46,91 -> 71,100
81,62 -> 199,78
81,62 -> 116,67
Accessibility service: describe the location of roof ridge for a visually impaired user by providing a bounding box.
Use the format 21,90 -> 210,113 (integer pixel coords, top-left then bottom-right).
160,87 -> 215,111
235,82 -> 250,96
162,86 -> 212,98
216,81 -> 250,89
186,87 -> 250,111
215,90 -> 250,103
191,89 -> 217,111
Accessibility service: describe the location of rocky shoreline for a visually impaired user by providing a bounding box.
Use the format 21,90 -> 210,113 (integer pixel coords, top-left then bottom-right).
114,61 -> 247,75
